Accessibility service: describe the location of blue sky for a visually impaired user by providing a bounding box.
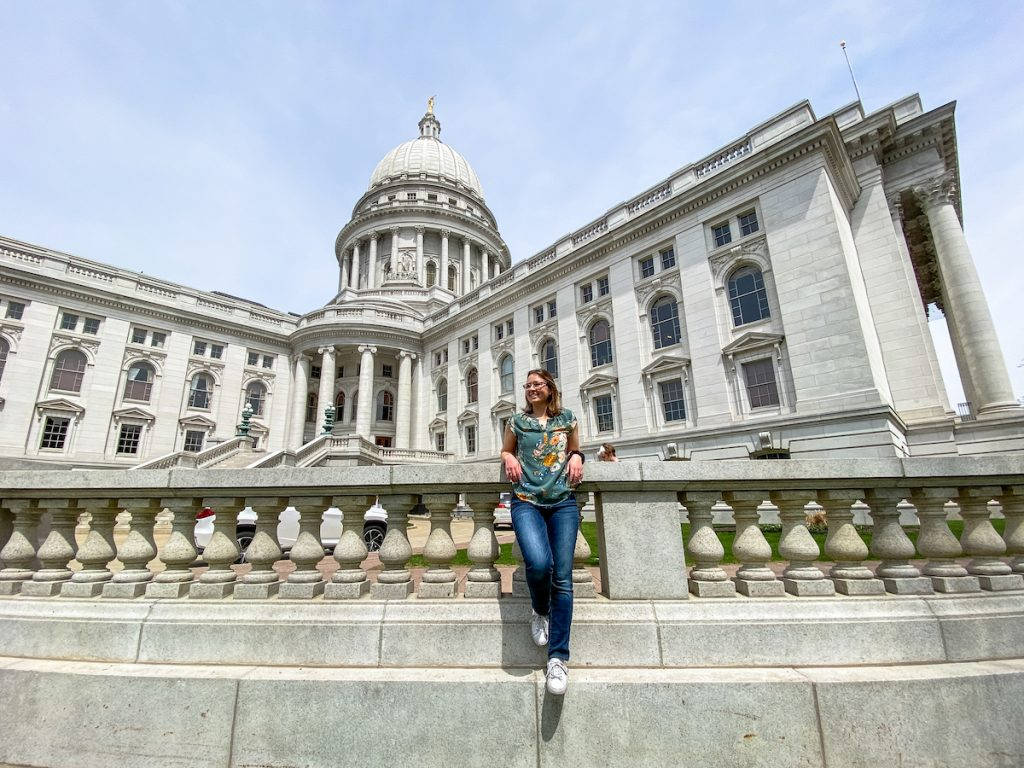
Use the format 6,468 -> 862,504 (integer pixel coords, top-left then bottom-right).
1,1 -> 1022,405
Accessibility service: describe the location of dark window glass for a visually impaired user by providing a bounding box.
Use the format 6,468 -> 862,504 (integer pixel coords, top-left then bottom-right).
466,368 -> 478,404
743,358 -> 780,408
494,323 -> 504,341
650,298 -> 682,349
640,257 -> 655,279
547,300 -> 557,318
580,284 -> 593,304
465,424 -> 477,453
382,364 -> 393,378
50,349 -> 87,392
305,392 -> 318,423
117,424 -> 142,455
210,344 -> 223,360
533,306 -> 544,324
588,320 -> 613,367
262,355 -> 273,369
712,222 -> 732,247
131,328 -> 148,345
188,374 -> 212,409
183,430 -> 205,452
310,365 -> 321,379
335,390 -> 346,420
5,301 -> 25,320
245,382 -> 266,416
123,363 -> 154,402
739,210 -> 759,237
542,340 -> 558,378
193,341 -> 207,356
247,351 -> 260,366
59,313 -> 78,331
597,276 -> 610,296
500,355 -> 514,394
728,267 -> 771,326
40,416 -> 70,449
437,379 -> 448,411
436,431 -> 446,452
447,265 -> 458,291
659,379 -> 686,422
426,262 -> 437,286
151,332 -> 166,348
594,395 -> 614,432
0,338 -> 8,382
82,317 -> 100,335
660,248 -> 676,270
377,390 -> 394,421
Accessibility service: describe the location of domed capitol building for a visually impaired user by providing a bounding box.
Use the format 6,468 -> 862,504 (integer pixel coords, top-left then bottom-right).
0,94 -> 1021,468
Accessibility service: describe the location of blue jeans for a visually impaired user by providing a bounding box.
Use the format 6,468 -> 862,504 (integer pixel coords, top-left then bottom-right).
511,496 -> 579,661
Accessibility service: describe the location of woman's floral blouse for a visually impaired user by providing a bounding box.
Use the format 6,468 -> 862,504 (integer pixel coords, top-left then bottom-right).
510,408 -> 578,504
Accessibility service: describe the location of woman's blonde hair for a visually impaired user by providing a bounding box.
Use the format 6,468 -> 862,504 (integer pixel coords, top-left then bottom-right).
522,368 -> 562,416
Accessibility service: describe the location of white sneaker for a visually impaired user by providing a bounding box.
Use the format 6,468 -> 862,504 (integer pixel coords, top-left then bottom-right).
530,610 -> 549,647
545,658 -> 568,695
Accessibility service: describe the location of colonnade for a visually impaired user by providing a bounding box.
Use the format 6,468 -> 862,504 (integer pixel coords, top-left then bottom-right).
338,227 -> 503,296
288,344 -> 422,450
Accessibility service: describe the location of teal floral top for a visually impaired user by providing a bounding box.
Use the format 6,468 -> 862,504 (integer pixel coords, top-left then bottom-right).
510,408 -> 578,505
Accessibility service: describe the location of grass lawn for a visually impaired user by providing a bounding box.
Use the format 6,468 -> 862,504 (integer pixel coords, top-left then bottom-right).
406,519 -> 1005,568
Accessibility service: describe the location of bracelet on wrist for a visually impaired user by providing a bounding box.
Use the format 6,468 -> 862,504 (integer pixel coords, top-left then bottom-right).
567,450 -> 585,464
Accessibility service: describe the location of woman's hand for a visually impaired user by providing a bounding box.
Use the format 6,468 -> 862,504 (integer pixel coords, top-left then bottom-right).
502,452 -> 523,482
567,454 -> 583,486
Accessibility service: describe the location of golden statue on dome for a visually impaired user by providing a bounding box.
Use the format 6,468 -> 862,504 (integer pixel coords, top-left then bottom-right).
427,95 -> 436,115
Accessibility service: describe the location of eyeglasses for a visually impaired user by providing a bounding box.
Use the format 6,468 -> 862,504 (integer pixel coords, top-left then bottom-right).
522,382 -> 548,391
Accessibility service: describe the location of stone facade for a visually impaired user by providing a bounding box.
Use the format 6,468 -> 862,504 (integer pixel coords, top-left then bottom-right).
0,93 -> 1021,468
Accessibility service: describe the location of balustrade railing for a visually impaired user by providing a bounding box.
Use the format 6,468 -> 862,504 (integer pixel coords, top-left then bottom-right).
1,458 -> 1023,601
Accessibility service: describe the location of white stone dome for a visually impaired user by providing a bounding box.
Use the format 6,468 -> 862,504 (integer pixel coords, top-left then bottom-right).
368,111 -> 484,199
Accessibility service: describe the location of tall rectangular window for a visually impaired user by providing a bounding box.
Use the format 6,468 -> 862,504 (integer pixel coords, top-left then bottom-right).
506,319 -> 514,335
494,323 -> 504,340
82,317 -> 100,335
465,424 -> 477,454
310,365 -> 321,379
116,424 -> 142,455
247,351 -> 260,366
382,364 -> 393,378
742,358 -> 780,408
712,222 -> 732,247
210,344 -> 224,360
262,355 -> 274,369
660,247 -> 676,270
739,210 -> 759,237
533,306 -> 545,325
40,417 -> 70,449
436,432 -> 446,452
547,300 -> 557,318
183,430 -> 205,452
597,276 -> 610,297
151,332 -> 166,348
6,301 -> 25,320
594,395 -> 614,432
659,379 -> 686,422
580,284 -> 593,304
640,257 -> 655,279
193,341 -> 207,356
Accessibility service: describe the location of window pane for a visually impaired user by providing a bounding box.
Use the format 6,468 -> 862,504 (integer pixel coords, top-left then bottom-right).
5,301 -> 24,320
542,340 -> 558,378
50,350 -> 87,392
660,248 -> 676,270
263,355 -> 274,369
533,306 -> 544,324
183,430 -> 205,452
60,313 -> 78,331
728,268 -> 770,326
594,395 -> 614,432
500,356 -> 514,394
151,332 -> 166,348
547,300 -> 557,318
246,382 -> 266,415
494,323 -> 504,340
438,379 -> 448,411
305,392 -> 317,422
589,321 -> 613,367
117,424 -> 142,454
0,338 -> 8,382
650,298 -> 681,349
640,257 -> 655,279
713,223 -> 732,247
131,328 -> 148,344
188,375 -> 211,409
659,379 -> 686,422
467,369 -> 478,403
742,358 -> 780,408
82,318 -> 100,335
436,432 -> 445,452
210,345 -> 223,360
378,390 -> 394,421
465,425 -> 476,453
739,210 -> 759,237
580,284 -> 593,304
124,364 -> 153,402
40,416 -> 70,449
597,276 -> 610,296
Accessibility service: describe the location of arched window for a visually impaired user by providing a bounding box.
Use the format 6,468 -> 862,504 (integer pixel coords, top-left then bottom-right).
447,264 -> 458,292
50,349 -> 87,393
377,390 -> 394,421
245,381 -> 266,416
466,367 -> 478,404
0,338 -> 10,383
437,378 -> 448,412
650,297 -> 682,349
425,261 -> 437,287
335,390 -> 346,420
728,266 -> 770,326
499,355 -> 514,395
123,362 -> 155,402
588,319 -> 613,368
188,373 -> 213,409
542,339 -> 558,378
350,392 -> 358,423
305,392 -> 318,423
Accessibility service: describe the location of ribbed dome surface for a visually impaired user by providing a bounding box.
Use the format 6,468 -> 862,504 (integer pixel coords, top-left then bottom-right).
369,136 -> 484,199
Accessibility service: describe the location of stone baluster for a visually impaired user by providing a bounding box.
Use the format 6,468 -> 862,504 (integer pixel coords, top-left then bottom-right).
912,487 -> 979,593
21,499 -> 78,596
725,491 -> 783,597
1002,486 -> 1024,575
572,493 -> 596,599
772,492 -> 833,596
0,500 -> 39,595
683,492 -> 735,597
865,489 -> 932,594
235,497 -> 285,599
371,494 -> 416,598
62,499 -> 119,597
190,497 -> 242,599
510,534 -> 530,598
326,495 -> 371,599
419,494 -> 458,598
958,487 -> 1024,591
146,498 -> 200,598
464,492 -> 501,598
279,497 -> 327,599
104,498 -> 161,598
819,490 -> 883,595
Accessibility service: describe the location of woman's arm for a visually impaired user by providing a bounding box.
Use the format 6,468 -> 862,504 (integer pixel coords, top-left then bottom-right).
500,423 -> 522,482
566,423 -> 583,486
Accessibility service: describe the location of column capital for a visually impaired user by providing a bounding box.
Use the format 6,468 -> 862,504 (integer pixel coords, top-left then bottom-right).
357,345 -> 377,355
390,227 -> 400,235
440,229 -> 451,238
912,171 -> 957,211
317,346 -> 337,357
369,231 -> 379,241
414,226 -> 425,234
398,350 -> 417,361
289,352 -> 310,365
462,236 -> 471,247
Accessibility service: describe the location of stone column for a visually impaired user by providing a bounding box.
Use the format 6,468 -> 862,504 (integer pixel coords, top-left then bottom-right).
235,497 -> 285,599
462,237 -> 471,294
415,226 -> 425,286
326,495 -> 371,599
395,351 -> 415,449
355,345 -> 376,438
1001,486 -> 1024,574
367,233 -> 378,288
339,250 -> 349,293
440,230 -> 450,288
865,489 -> 932,595
683,492 -> 735,597
62,499 -> 119,597
190,497 -> 242,598
958,487 -> 1023,591
463,493 -> 501,598
772,492 -> 833,596
0,500 -> 38,595
289,353 -> 310,448
279,497 -> 327,599
351,242 -> 361,289
147,498 -> 200,598
411,357 -> 425,450
913,487 -> 980,593
317,346 -> 337,433
104,497 -> 161,598
818,490 -> 883,596
371,494 -> 416,598
21,499 -> 77,596
726,492 -> 783,597
914,173 -> 1018,414
389,228 -> 399,277
419,494 -> 459,598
